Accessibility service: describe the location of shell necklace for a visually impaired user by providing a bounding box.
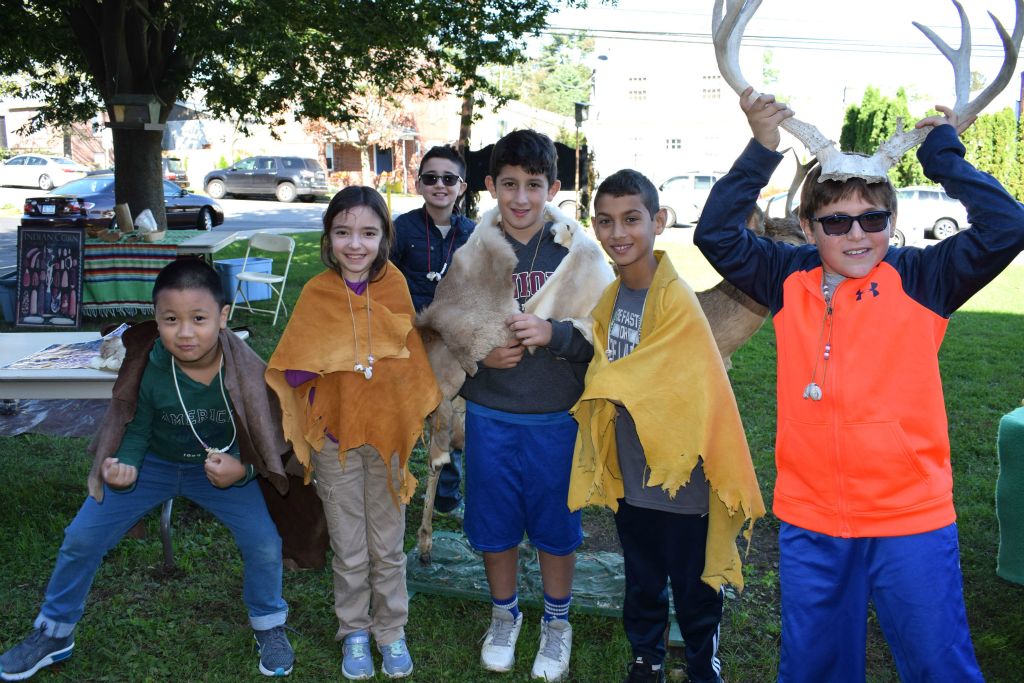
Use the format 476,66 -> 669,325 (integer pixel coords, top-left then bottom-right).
345,281 -> 374,380
803,278 -> 839,401
605,285 -> 648,361
425,207 -> 457,281
171,354 -> 237,456
507,225 -> 544,312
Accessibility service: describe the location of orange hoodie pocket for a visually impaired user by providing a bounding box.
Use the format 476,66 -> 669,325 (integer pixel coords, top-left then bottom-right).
838,420 -> 933,513
775,419 -> 837,511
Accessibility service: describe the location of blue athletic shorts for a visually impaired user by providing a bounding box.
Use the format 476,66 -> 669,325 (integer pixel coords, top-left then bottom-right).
463,401 -> 583,555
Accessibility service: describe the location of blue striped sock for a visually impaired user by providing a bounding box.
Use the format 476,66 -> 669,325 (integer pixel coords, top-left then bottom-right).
543,592 -> 571,623
493,594 -> 521,620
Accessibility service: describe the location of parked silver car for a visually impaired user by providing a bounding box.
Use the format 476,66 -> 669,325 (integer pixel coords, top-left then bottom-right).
658,172 -> 724,226
895,186 -> 970,240
0,154 -> 89,190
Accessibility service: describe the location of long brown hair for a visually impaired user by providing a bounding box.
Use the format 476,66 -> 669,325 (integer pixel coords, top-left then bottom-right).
320,186 -> 394,282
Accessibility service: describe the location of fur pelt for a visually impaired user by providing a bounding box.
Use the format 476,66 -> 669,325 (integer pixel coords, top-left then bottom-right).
416,202 -> 614,399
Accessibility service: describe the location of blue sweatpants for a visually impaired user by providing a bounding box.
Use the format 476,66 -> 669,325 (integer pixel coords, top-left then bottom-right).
778,522 -> 982,683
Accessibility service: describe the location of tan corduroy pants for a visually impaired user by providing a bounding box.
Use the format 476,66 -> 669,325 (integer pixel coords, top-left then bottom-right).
312,441 -> 408,645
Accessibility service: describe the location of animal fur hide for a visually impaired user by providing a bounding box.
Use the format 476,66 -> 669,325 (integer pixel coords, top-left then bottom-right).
416,202 -> 614,400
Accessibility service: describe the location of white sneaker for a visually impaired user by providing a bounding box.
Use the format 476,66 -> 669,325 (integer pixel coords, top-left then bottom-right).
530,618 -> 572,681
480,607 -> 523,672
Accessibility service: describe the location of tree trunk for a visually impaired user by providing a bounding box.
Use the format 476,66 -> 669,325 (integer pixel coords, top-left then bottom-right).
111,128 -> 167,230
458,87 -> 478,219
360,146 -> 373,187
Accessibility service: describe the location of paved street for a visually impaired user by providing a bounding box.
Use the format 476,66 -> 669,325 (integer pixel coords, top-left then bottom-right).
0,188 -> 425,272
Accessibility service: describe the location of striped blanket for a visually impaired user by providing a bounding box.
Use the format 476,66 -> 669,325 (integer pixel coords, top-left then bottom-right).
83,230 -> 204,317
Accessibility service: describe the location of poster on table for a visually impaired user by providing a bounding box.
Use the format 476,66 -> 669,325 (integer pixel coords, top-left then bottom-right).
15,226 -> 85,328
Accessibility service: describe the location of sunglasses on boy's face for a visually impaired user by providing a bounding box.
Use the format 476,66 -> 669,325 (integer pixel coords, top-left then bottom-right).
419,173 -> 463,187
813,210 -> 892,236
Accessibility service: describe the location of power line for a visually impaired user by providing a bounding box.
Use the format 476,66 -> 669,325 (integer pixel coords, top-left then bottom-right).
542,25 -> 1015,58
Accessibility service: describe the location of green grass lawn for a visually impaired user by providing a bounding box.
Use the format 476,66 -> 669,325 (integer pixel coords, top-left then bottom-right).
1,232 -> 1023,681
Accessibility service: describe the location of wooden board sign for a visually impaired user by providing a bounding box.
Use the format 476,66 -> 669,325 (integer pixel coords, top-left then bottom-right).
15,226 -> 86,328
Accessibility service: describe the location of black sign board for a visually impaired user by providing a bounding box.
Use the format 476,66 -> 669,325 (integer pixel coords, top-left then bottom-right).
15,226 -> 85,328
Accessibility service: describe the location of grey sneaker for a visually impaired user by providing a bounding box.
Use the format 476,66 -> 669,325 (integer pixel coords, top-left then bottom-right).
531,618 -> 572,681
0,625 -> 74,681
480,607 -> 523,672
253,625 -> 294,677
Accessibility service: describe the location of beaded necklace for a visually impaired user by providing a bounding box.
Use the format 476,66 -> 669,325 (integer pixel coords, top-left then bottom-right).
345,281 -> 375,380
803,277 -> 840,401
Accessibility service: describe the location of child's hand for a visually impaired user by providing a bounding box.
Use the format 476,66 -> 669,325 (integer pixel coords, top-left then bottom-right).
205,452 -> 246,488
481,340 -> 525,369
506,313 -> 553,348
915,104 -> 975,137
740,86 -> 793,151
102,457 -> 138,489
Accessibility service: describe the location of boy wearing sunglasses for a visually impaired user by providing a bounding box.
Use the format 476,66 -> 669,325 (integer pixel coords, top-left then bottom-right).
393,145 -> 476,517
695,91 -> 1024,683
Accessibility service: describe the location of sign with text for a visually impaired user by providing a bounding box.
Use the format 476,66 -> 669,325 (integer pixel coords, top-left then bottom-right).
15,226 -> 85,328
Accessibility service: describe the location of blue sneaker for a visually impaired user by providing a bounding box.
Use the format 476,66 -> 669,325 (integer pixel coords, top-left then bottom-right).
378,638 -> 413,679
253,625 -> 294,677
0,625 -> 74,681
341,630 -> 374,680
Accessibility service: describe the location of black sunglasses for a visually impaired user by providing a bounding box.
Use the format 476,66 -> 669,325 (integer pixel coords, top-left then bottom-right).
419,173 -> 463,187
813,210 -> 892,236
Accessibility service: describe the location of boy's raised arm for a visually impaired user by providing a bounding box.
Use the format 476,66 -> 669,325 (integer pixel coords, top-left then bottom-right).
739,86 -> 794,151
693,90 -> 797,310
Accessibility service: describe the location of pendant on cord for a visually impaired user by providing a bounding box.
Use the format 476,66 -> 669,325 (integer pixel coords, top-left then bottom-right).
354,354 -> 375,380
426,263 -> 448,282
803,382 -> 823,401
205,447 -> 225,457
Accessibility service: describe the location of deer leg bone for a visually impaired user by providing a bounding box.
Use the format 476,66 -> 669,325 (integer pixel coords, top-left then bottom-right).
417,465 -> 442,565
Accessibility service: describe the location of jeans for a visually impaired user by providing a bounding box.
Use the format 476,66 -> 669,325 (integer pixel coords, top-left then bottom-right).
434,449 -> 463,513
36,456 -> 287,637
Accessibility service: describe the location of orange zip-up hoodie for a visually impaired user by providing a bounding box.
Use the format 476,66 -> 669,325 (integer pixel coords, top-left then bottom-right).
695,126 -> 1024,538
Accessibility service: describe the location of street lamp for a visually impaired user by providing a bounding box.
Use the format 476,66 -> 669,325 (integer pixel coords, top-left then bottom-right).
574,102 -> 590,220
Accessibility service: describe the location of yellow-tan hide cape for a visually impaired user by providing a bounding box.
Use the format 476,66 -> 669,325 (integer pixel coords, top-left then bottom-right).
267,265 -> 441,505
568,253 -> 766,591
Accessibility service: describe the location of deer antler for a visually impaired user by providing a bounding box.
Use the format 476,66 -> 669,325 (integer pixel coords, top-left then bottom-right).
712,0 -> 1024,183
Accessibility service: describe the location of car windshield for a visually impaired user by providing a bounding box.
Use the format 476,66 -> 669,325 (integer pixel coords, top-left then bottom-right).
165,158 -> 185,172
51,157 -> 78,166
303,158 -> 326,172
53,177 -> 114,195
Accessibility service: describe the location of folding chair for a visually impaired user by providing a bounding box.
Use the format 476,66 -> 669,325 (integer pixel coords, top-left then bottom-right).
228,232 -> 295,325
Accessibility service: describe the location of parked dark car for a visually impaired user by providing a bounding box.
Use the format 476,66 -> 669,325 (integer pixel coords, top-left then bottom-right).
20,174 -> 224,231
203,155 -> 329,202
163,157 -> 189,189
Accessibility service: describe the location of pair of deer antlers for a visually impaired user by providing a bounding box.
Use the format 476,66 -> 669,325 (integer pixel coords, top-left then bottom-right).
712,0 -> 1024,182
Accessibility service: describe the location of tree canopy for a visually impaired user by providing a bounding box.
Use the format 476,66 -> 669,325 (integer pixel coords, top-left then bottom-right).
839,86 -> 1023,198
0,0 -> 580,226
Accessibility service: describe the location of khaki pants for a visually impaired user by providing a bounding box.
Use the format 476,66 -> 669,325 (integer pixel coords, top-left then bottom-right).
312,441 -> 408,645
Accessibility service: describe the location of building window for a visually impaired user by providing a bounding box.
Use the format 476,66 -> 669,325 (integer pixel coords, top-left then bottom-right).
666,138 -> 682,150
628,89 -> 647,101
702,88 -> 721,100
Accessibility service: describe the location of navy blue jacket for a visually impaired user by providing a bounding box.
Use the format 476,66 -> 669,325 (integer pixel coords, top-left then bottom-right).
391,206 -> 475,311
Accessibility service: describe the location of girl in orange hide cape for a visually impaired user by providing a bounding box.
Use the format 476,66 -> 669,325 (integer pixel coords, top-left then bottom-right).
266,187 -> 440,679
